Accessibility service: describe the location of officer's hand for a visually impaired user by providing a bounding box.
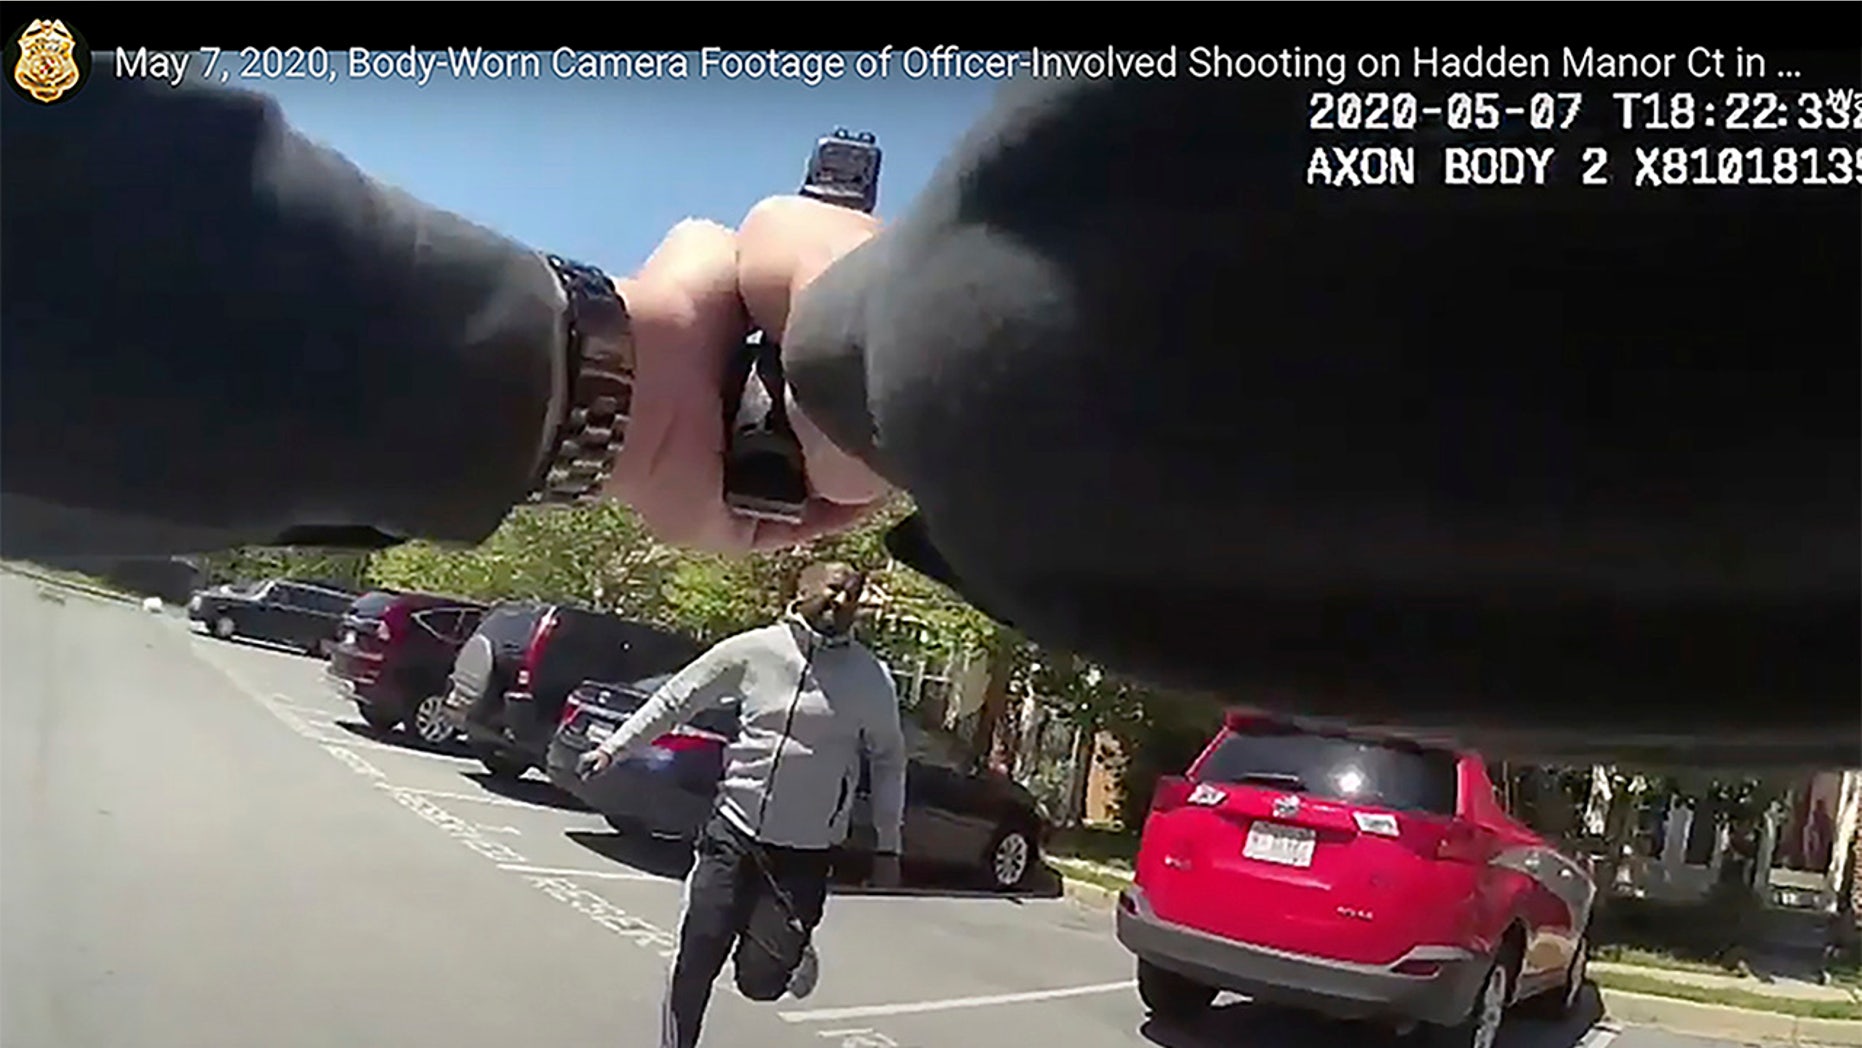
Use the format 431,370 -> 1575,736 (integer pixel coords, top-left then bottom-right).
869,854 -> 902,889
603,200 -> 889,555
577,748 -> 613,781
736,196 -> 892,510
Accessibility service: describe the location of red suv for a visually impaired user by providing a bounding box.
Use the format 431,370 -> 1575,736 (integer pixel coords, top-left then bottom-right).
1117,709 -> 1595,1048
327,590 -> 488,745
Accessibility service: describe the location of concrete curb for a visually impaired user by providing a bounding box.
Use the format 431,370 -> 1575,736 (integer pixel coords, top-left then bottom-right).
1059,875 -> 1122,912
1054,874 -> 1862,1045
1,564 -> 140,605
1600,988 -> 1862,1046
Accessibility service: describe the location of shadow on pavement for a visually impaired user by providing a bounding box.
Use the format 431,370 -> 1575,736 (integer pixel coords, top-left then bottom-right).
1137,984 -> 1607,1048
459,769 -> 589,812
563,826 -> 1070,902
566,828 -> 694,881
828,861 -> 1065,902
194,630 -> 322,658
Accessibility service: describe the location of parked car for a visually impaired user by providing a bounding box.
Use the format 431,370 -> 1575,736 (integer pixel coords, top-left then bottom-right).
441,602 -> 704,779
326,590 -> 488,744
1115,709 -> 1596,1048
545,674 -> 738,836
547,678 -> 1052,891
187,578 -> 359,655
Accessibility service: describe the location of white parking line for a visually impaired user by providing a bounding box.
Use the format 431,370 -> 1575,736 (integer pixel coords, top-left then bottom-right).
778,980 -> 1136,1023
272,699 -> 343,717
808,1031 -> 901,1047
387,786 -> 555,811
496,863 -> 665,881
1575,1022 -> 1621,1048
336,739 -> 483,765
326,745 -> 386,779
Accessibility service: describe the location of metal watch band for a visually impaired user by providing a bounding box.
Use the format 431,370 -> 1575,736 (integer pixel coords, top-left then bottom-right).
528,254 -> 636,505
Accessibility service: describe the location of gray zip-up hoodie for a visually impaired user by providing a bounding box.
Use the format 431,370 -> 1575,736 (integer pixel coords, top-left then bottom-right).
591,616 -> 907,854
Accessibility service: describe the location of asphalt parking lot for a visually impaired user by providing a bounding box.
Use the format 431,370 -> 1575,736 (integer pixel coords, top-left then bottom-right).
1,574 -> 1752,1048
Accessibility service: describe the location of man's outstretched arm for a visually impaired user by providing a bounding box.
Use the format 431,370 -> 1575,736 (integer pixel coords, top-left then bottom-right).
590,635 -> 752,764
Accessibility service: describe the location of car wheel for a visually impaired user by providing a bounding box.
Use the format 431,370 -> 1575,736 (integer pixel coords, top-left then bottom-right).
212,616 -> 236,639
983,824 -> 1035,891
359,707 -> 401,733
1426,956 -> 1511,1048
1136,959 -> 1216,1022
406,695 -> 457,746
1519,934 -> 1587,1020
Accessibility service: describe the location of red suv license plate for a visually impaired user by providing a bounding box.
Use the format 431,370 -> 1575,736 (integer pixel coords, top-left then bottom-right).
1243,822 -> 1316,868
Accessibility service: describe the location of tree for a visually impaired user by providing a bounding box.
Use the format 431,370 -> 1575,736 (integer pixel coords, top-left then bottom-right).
1107,686 -> 1226,831
965,626 -> 1023,770
367,503 -> 679,615
658,554 -> 789,642
199,547 -> 372,589
362,496 -> 1002,677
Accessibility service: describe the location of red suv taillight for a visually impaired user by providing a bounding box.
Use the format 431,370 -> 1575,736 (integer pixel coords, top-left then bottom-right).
1149,776 -> 1193,814
652,728 -> 726,753
514,608 -> 559,691
377,602 -> 412,644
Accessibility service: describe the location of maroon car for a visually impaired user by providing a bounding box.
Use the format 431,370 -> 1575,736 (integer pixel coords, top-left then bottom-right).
327,590 -> 488,745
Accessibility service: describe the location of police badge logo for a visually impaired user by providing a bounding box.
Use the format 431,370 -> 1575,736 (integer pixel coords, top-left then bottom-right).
9,19 -> 88,104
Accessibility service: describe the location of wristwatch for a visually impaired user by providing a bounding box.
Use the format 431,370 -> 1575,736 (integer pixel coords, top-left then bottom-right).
528,254 -> 636,505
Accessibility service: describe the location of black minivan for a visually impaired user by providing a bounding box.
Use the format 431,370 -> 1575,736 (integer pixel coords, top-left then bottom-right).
441,601 -> 703,779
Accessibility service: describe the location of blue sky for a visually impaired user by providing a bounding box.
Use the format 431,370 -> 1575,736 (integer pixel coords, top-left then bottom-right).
252,52 -> 1003,277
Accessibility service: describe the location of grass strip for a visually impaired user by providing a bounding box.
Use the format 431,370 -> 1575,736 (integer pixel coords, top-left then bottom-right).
1594,969 -> 1862,1021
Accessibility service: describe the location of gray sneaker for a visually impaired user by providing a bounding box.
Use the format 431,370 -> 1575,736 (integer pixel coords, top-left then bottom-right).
788,944 -> 819,999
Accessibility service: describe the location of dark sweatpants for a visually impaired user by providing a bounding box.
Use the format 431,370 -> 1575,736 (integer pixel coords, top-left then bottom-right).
662,810 -> 832,1048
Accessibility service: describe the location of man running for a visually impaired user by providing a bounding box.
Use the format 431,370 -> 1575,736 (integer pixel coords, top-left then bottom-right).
578,560 -> 907,1048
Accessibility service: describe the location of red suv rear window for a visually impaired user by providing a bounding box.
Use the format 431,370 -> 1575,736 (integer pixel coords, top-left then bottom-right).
1198,725 -> 1459,816
348,591 -> 401,617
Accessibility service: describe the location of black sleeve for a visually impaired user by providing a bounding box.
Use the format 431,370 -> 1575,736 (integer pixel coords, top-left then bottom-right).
1,51 -> 562,558
784,73 -> 1860,765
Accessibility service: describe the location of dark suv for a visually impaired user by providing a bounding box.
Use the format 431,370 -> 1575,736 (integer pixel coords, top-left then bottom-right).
327,590 -> 488,744
442,602 -> 703,779
188,578 -> 358,655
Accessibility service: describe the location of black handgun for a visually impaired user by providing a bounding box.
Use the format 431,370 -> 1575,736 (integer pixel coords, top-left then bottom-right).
721,129 -> 882,525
